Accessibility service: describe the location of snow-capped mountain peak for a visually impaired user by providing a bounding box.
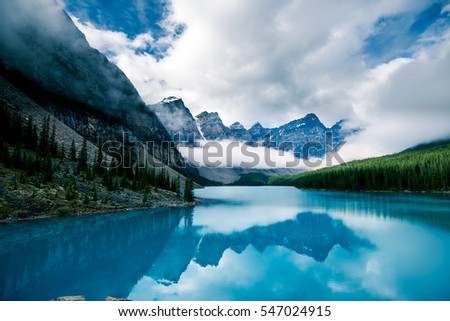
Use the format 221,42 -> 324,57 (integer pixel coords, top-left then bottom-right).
161,96 -> 181,104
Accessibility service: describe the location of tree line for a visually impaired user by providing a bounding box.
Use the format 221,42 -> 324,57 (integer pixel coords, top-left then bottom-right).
269,140 -> 450,192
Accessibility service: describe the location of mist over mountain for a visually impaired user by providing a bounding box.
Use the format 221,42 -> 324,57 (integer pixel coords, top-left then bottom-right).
196,111 -> 231,141
153,97 -> 355,159
147,97 -> 202,141
0,0 -> 185,169
0,0 -> 142,117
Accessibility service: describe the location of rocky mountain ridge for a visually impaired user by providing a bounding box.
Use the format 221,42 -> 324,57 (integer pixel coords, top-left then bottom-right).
148,97 -> 202,142
150,97 -> 357,158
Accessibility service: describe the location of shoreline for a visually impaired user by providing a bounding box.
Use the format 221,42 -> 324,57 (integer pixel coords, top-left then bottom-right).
291,187 -> 450,194
208,184 -> 450,194
0,198 -> 203,224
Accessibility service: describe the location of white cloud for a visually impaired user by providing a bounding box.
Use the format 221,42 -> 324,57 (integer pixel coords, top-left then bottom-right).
178,140 -> 315,169
341,30 -> 450,160
72,17 -> 155,54
443,4 -> 450,15
70,0 -> 450,160
134,0 -> 149,28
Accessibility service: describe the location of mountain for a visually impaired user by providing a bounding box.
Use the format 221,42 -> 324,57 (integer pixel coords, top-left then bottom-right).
0,77 -> 193,218
0,0 -> 199,218
268,113 -> 329,157
147,97 -> 202,142
269,139 -> 450,192
161,103 -> 354,158
0,0 -> 184,169
330,119 -> 356,147
229,121 -> 251,141
196,111 -> 230,140
248,122 -> 269,141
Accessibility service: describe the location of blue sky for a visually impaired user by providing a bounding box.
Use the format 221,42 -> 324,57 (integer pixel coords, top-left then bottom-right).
363,1 -> 450,65
66,0 -> 450,158
64,0 -> 184,58
65,0 -> 167,37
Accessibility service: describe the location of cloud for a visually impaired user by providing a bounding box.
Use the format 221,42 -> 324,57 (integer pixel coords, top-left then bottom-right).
177,140 -> 315,169
71,16 -> 155,54
0,0 -> 149,120
134,0 -> 149,28
67,1 -> 450,159
340,29 -> 450,160
444,4 -> 450,14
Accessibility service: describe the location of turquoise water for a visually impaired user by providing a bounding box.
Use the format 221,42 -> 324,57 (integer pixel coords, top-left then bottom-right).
1,187 -> 450,300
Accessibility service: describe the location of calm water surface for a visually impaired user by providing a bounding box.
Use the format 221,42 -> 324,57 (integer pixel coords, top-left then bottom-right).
1,187 -> 450,300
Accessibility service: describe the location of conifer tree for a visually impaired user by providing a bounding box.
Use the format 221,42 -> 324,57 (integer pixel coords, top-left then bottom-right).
59,144 -> 65,159
43,155 -> 53,182
77,138 -> 88,172
143,186 -> 149,203
83,193 -> 89,205
25,115 -> 37,151
70,139 -> 77,161
92,184 -> 98,202
184,177 -> 194,202
37,116 -> 50,157
49,120 -> 57,157
94,139 -> 104,176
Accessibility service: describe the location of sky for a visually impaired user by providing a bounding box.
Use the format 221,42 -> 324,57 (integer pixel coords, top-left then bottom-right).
60,0 -> 450,159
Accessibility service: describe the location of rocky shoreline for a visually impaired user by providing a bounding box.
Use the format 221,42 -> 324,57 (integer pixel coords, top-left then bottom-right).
0,163 -> 202,223
0,199 -> 201,223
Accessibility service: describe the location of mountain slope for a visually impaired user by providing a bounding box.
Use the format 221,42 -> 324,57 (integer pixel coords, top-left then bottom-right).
269,140 -> 450,192
0,1 -> 140,117
196,111 -> 230,140
248,122 -> 269,141
0,0 -> 184,169
147,97 -> 202,141
268,113 -> 329,157
229,121 -> 251,141
0,84 -> 191,220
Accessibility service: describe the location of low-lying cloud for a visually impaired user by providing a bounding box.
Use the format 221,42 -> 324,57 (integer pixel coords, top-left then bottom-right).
178,140 -> 323,169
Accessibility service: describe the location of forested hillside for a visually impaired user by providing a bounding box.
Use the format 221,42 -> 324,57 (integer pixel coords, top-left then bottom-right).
0,101 -> 190,220
269,140 -> 450,192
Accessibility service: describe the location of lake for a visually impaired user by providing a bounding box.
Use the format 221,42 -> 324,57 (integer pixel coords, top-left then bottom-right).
1,186 -> 450,300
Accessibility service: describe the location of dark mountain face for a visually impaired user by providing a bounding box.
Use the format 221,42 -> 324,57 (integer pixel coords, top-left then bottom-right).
196,111 -> 231,140
148,97 -> 202,141
0,2 -> 140,117
0,0 -> 184,168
